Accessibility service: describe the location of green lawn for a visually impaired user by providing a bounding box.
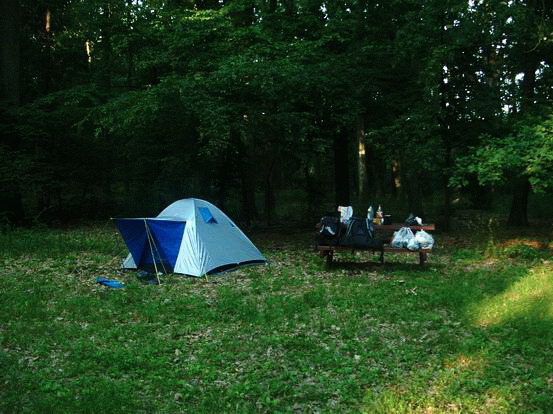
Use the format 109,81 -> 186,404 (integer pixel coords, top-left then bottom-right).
1,225 -> 552,413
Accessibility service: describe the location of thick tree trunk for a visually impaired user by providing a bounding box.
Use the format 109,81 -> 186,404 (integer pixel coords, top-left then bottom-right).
403,168 -> 424,218
235,129 -> 257,226
508,178 -> 530,226
0,0 -> 24,224
467,178 -> 492,210
216,154 -> 232,211
363,145 -> 381,197
333,127 -> 350,206
442,144 -> 452,231
264,157 -> 276,225
0,0 -> 20,105
506,52 -> 538,226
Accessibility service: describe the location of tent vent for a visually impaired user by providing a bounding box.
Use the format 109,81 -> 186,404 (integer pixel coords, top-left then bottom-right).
198,207 -> 217,224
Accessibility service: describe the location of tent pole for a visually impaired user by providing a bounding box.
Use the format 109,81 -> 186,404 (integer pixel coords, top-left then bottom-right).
144,219 -> 161,285
145,222 -> 168,275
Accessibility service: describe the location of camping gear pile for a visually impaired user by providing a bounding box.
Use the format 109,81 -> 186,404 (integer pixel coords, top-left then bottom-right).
318,206 -> 383,250
114,198 -> 267,277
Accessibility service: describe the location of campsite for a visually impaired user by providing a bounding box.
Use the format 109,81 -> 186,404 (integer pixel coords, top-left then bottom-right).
2,0 -> 553,412
2,222 -> 553,412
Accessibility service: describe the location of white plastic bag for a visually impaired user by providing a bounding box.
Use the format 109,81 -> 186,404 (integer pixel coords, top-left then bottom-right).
415,230 -> 434,249
391,227 -> 414,248
407,237 -> 420,251
338,206 -> 353,224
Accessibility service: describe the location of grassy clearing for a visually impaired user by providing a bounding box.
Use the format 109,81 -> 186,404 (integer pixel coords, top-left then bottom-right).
1,225 -> 553,413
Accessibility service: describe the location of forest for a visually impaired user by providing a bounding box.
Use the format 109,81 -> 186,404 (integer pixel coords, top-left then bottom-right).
2,1 -> 553,413
1,0 -> 552,228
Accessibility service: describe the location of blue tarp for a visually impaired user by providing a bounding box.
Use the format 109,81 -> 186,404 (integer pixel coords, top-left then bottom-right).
96,278 -> 125,288
114,219 -> 186,272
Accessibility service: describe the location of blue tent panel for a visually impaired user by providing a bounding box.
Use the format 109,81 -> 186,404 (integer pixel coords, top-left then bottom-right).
146,219 -> 186,268
114,219 -> 185,271
114,219 -> 148,267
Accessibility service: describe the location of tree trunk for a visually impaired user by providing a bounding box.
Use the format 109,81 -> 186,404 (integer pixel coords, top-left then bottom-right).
216,153 -> 232,211
126,0 -> 135,86
333,127 -> 350,206
0,0 -> 24,224
264,157 -> 276,225
507,177 -> 530,226
442,144 -> 452,231
101,3 -> 113,88
42,7 -> 53,93
403,167 -> 424,217
506,51 -> 538,226
356,116 -> 368,202
235,129 -> 257,225
391,159 -> 401,198
0,0 -> 20,105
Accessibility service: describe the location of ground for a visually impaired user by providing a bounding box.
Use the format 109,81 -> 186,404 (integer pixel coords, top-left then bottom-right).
1,224 -> 553,413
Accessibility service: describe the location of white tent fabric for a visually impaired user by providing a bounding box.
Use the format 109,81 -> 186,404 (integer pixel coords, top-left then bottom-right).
121,198 -> 267,276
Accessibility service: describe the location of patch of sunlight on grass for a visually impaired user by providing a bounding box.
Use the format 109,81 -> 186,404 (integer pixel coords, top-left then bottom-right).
470,263 -> 553,327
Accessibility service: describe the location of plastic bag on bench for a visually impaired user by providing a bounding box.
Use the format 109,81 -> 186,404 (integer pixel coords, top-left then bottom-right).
415,230 -> 434,249
391,227 -> 414,248
407,237 -> 420,250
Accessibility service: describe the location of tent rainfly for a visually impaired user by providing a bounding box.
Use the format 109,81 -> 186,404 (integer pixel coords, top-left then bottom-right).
114,198 -> 267,277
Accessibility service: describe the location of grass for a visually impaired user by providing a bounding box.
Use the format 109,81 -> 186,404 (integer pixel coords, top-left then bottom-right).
1,224 -> 553,412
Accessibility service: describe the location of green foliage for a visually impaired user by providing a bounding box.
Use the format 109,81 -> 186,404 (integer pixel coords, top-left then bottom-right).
452,114 -> 553,192
2,0 -> 553,223
501,244 -> 549,261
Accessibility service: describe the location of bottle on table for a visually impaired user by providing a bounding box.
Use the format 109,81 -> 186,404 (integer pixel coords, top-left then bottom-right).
376,205 -> 383,225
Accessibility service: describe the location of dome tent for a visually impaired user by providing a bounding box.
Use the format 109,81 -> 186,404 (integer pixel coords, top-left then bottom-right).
114,198 -> 267,277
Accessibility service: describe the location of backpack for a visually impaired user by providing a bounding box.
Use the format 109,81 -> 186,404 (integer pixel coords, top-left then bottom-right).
340,216 -> 382,249
318,215 -> 342,245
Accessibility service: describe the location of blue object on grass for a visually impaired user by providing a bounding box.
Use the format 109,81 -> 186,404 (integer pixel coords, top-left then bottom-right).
96,278 -> 125,288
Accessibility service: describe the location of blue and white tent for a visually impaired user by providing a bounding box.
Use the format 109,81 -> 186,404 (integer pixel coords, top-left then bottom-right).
114,198 -> 267,277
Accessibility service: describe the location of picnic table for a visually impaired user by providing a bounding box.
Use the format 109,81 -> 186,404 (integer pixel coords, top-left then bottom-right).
317,223 -> 435,265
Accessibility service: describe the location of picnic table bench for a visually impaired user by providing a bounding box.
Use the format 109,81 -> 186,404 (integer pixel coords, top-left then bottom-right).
317,223 -> 435,265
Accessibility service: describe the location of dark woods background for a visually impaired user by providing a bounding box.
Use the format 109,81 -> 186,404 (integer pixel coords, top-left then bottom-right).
1,0 -> 552,229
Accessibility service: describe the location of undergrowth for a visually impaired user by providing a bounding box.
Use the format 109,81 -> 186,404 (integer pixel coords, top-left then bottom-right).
0,224 -> 552,413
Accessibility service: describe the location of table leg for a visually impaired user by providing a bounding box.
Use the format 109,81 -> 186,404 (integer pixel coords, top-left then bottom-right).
326,250 -> 334,266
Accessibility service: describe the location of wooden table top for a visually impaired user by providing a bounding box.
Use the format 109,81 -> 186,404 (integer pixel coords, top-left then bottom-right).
374,224 -> 435,231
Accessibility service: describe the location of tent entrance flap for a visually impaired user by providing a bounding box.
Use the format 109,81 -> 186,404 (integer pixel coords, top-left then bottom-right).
114,219 -> 186,273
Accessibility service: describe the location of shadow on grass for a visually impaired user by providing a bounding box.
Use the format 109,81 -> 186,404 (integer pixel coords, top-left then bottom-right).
362,260 -> 553,413
324,253 -> 445,274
